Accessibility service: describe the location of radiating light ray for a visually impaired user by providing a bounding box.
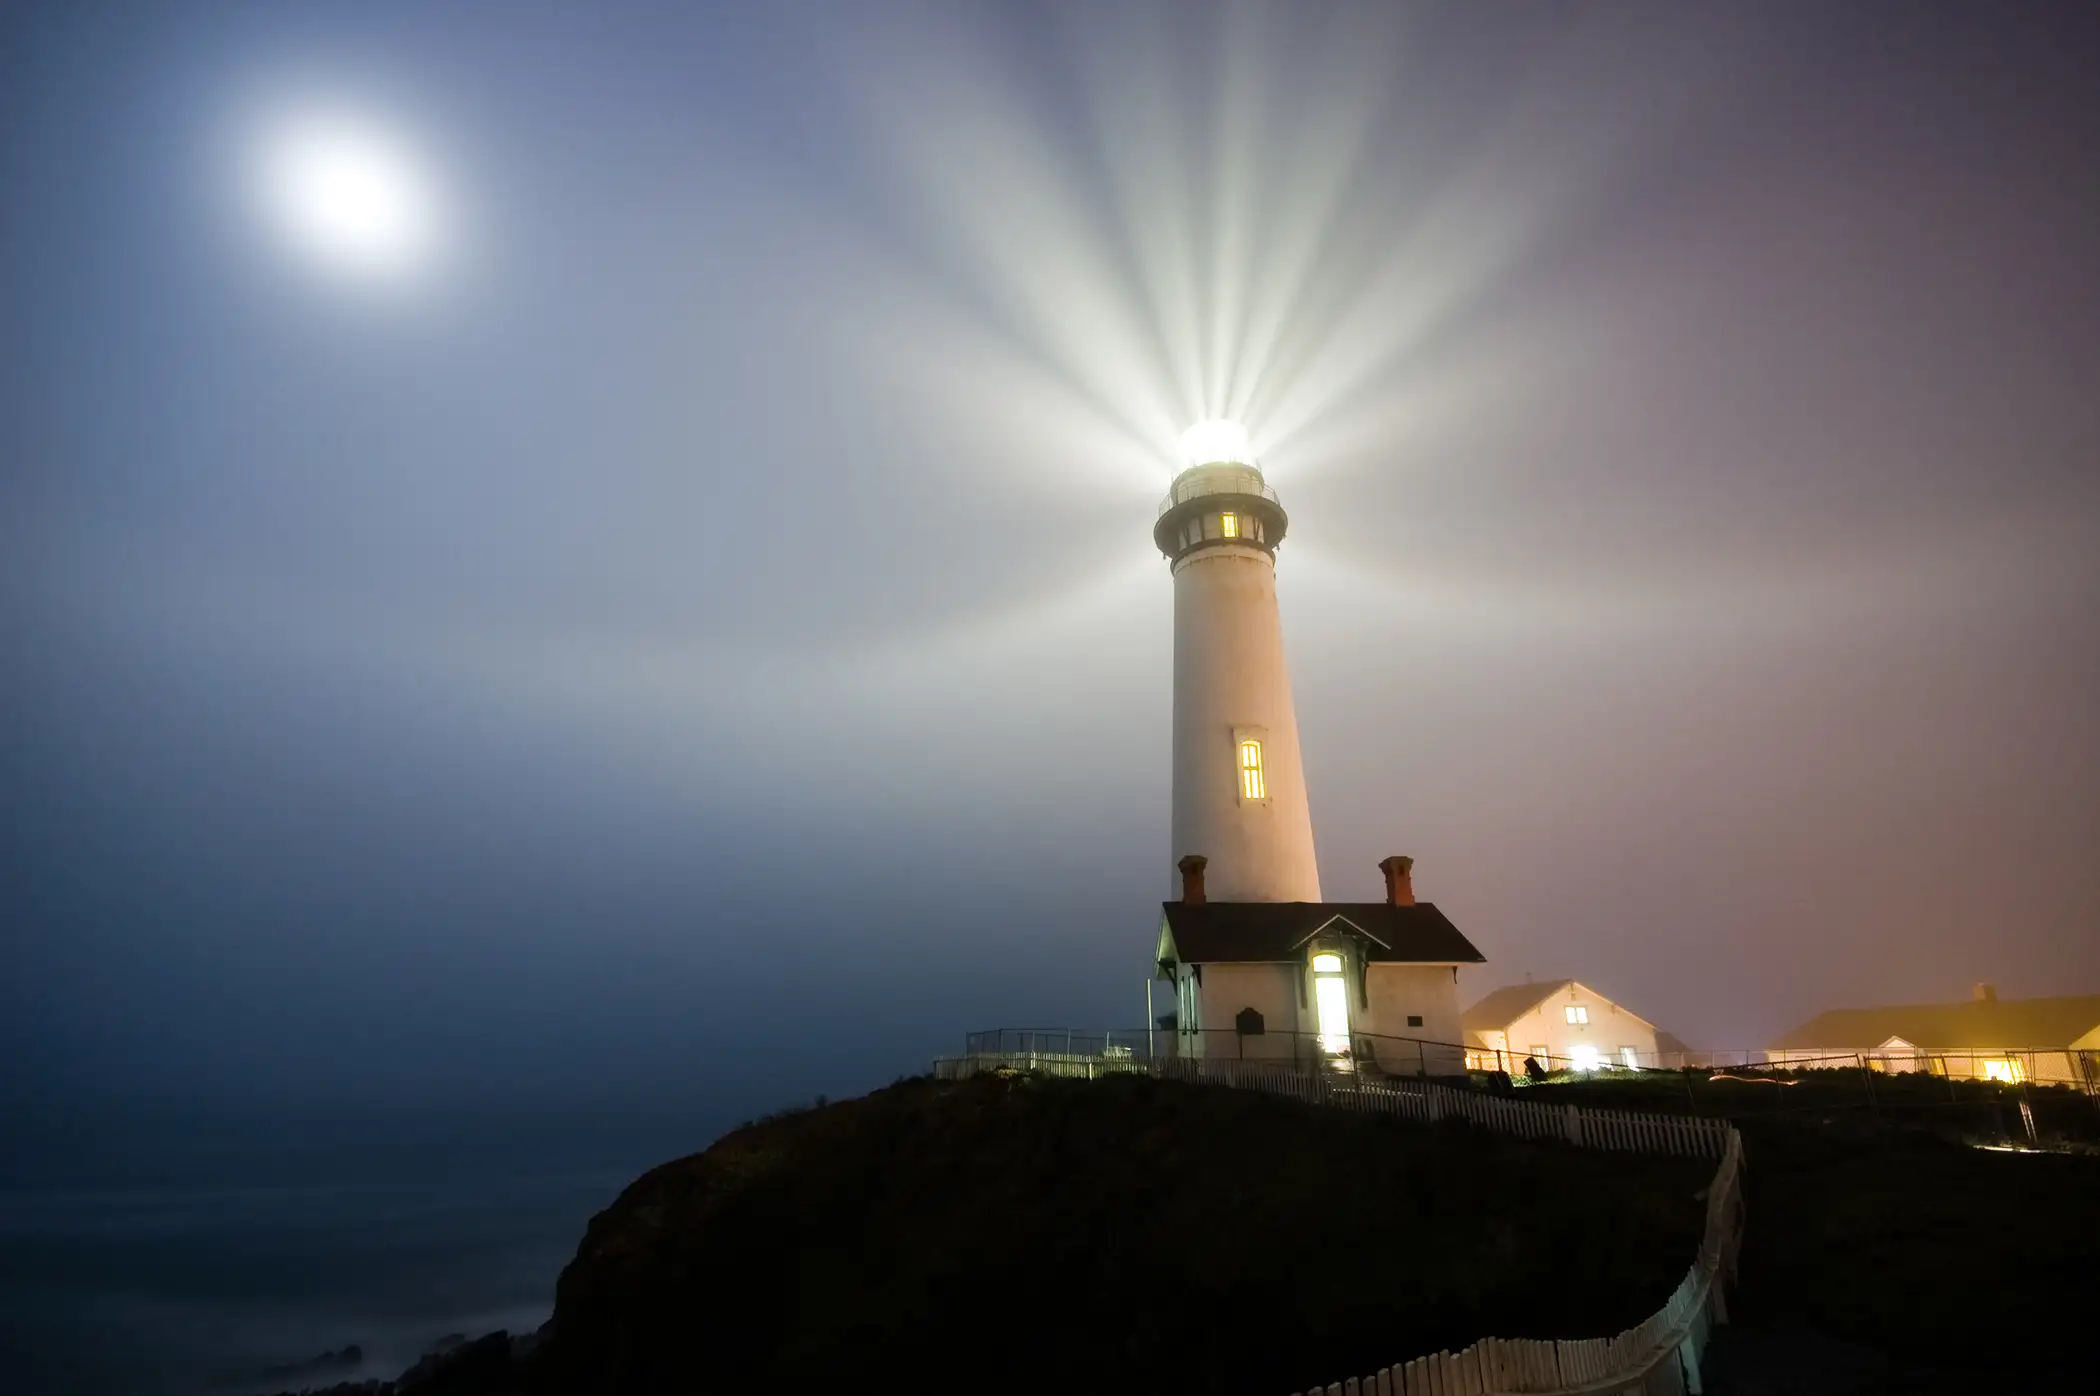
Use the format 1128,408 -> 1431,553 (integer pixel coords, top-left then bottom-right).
827,13 -> 1179,465
812,3 -> 1478,479
808,1 -> 1757,507
136,0 -> 1873,731
1055,2 -> 1211,439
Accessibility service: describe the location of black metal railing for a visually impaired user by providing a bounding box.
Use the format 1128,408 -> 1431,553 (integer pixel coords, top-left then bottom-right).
961,1027 -> 1475,1076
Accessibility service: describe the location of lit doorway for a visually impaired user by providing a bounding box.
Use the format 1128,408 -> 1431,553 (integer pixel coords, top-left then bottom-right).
1312,953 -> 1350,1054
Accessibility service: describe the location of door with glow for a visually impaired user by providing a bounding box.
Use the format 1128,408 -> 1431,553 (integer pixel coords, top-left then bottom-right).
1312,953 -> 1350,1054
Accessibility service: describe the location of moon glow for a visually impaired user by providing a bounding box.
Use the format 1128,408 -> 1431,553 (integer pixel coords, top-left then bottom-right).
241,105 -> 448,283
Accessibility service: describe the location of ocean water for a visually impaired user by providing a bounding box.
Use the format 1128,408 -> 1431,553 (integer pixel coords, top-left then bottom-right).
0,1111 -> 715,1396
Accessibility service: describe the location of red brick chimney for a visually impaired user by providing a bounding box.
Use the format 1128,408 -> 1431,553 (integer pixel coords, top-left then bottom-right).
1378,855 -> 1416,907
1177,855 -> 1208,905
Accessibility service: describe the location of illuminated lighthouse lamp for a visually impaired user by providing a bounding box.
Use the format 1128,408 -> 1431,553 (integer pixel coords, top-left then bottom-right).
1177,418 -> 1256,468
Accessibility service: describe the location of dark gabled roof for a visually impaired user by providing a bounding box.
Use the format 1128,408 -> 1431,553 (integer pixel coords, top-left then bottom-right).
1157,901 -> 1484,969
1461,981 -> 1573,1032
1461,979 -> 1659,1033
1768,995 -> 2100,1051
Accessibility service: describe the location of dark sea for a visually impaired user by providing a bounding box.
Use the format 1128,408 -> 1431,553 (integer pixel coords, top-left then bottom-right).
1,1106 -> 727,1396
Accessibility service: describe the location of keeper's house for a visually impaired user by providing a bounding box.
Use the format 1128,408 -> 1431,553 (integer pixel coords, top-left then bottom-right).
1463,979 -> 1664,1074
1153,855 -> 1484,1075
1767,984 -> 2100,1089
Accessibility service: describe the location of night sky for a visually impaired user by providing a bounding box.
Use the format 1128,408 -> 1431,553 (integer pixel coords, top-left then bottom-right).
5,1 -> 2097,1156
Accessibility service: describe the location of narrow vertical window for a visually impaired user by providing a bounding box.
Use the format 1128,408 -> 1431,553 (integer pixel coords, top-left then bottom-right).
1311,953 -> 1349,1054
1238,739 -> 1265,800
1219,512 -> 1239,538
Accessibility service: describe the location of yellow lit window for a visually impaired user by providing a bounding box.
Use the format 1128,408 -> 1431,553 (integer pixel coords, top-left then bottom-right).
1311,954 -> 1349,1052
1220,512 -> 1239,538
1237,739 -> 1265,799
1981,1058 -> 2024,1083
1565,1005 -> 1589,1025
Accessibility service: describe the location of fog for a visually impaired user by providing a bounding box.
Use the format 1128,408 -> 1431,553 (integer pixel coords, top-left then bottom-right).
6,1 -> 2097,1167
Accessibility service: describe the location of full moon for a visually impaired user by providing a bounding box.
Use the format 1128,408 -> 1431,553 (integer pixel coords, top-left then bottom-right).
241,105 -> 448,283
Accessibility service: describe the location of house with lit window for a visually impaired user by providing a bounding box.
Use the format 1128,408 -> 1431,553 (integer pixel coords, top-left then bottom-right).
1154,855 -> 1485,1076
1766,985 -> 2100,1090
1462,980 -> 1663,1074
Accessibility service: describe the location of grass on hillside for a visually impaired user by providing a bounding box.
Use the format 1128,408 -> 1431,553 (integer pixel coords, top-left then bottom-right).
1511,1070 -> 2100,1390
532,1071 -> 1713,1396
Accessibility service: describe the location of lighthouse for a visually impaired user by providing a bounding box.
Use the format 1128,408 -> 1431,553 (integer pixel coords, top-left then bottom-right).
1153,420 -> 1321,903
1149,421 -> 1486,1068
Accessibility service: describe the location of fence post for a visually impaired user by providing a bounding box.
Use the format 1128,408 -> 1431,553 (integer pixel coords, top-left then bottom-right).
1677,1334 -> 1703,1394
1563,1102 -> 1582,1146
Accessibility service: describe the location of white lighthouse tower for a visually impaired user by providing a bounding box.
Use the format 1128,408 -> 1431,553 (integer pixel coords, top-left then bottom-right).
1154,420 -> 1321,903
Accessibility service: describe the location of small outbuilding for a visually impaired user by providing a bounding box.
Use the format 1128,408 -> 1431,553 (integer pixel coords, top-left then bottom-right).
1463,979 -> 1664,1074
1154,855 -> 1485,1075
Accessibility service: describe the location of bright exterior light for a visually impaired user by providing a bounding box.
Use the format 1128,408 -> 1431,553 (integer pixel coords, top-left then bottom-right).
1981,1058 -> 2024,1083
1570,1044 -> 1601,1073
1311,954 -> 1349,1053
1238,739 -> 1266,800
243,106 -> 447,281
1178,418 -> 1255,468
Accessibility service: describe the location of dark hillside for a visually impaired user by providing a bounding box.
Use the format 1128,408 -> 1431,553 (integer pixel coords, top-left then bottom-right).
530,1071 -> 1710,1395
1512,1073 -> 2100,1390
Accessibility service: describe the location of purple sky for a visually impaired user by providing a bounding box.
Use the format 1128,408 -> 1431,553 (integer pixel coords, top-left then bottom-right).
4,0 -> 2096,1131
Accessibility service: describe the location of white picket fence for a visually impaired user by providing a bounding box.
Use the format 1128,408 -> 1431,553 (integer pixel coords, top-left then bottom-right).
931,1053 -> 1746,1395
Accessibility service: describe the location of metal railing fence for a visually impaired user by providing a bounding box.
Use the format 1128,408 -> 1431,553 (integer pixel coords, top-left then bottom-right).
967,1030 -> 2098,1094
1156,467 -> 1281,516
964,1026 -> 1473,1074
955,1029 -> 2099,1150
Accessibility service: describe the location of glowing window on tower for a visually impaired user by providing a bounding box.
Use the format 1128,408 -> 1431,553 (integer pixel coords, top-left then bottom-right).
1238,740 -> 1265,800
1220,512 -> 1239,538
